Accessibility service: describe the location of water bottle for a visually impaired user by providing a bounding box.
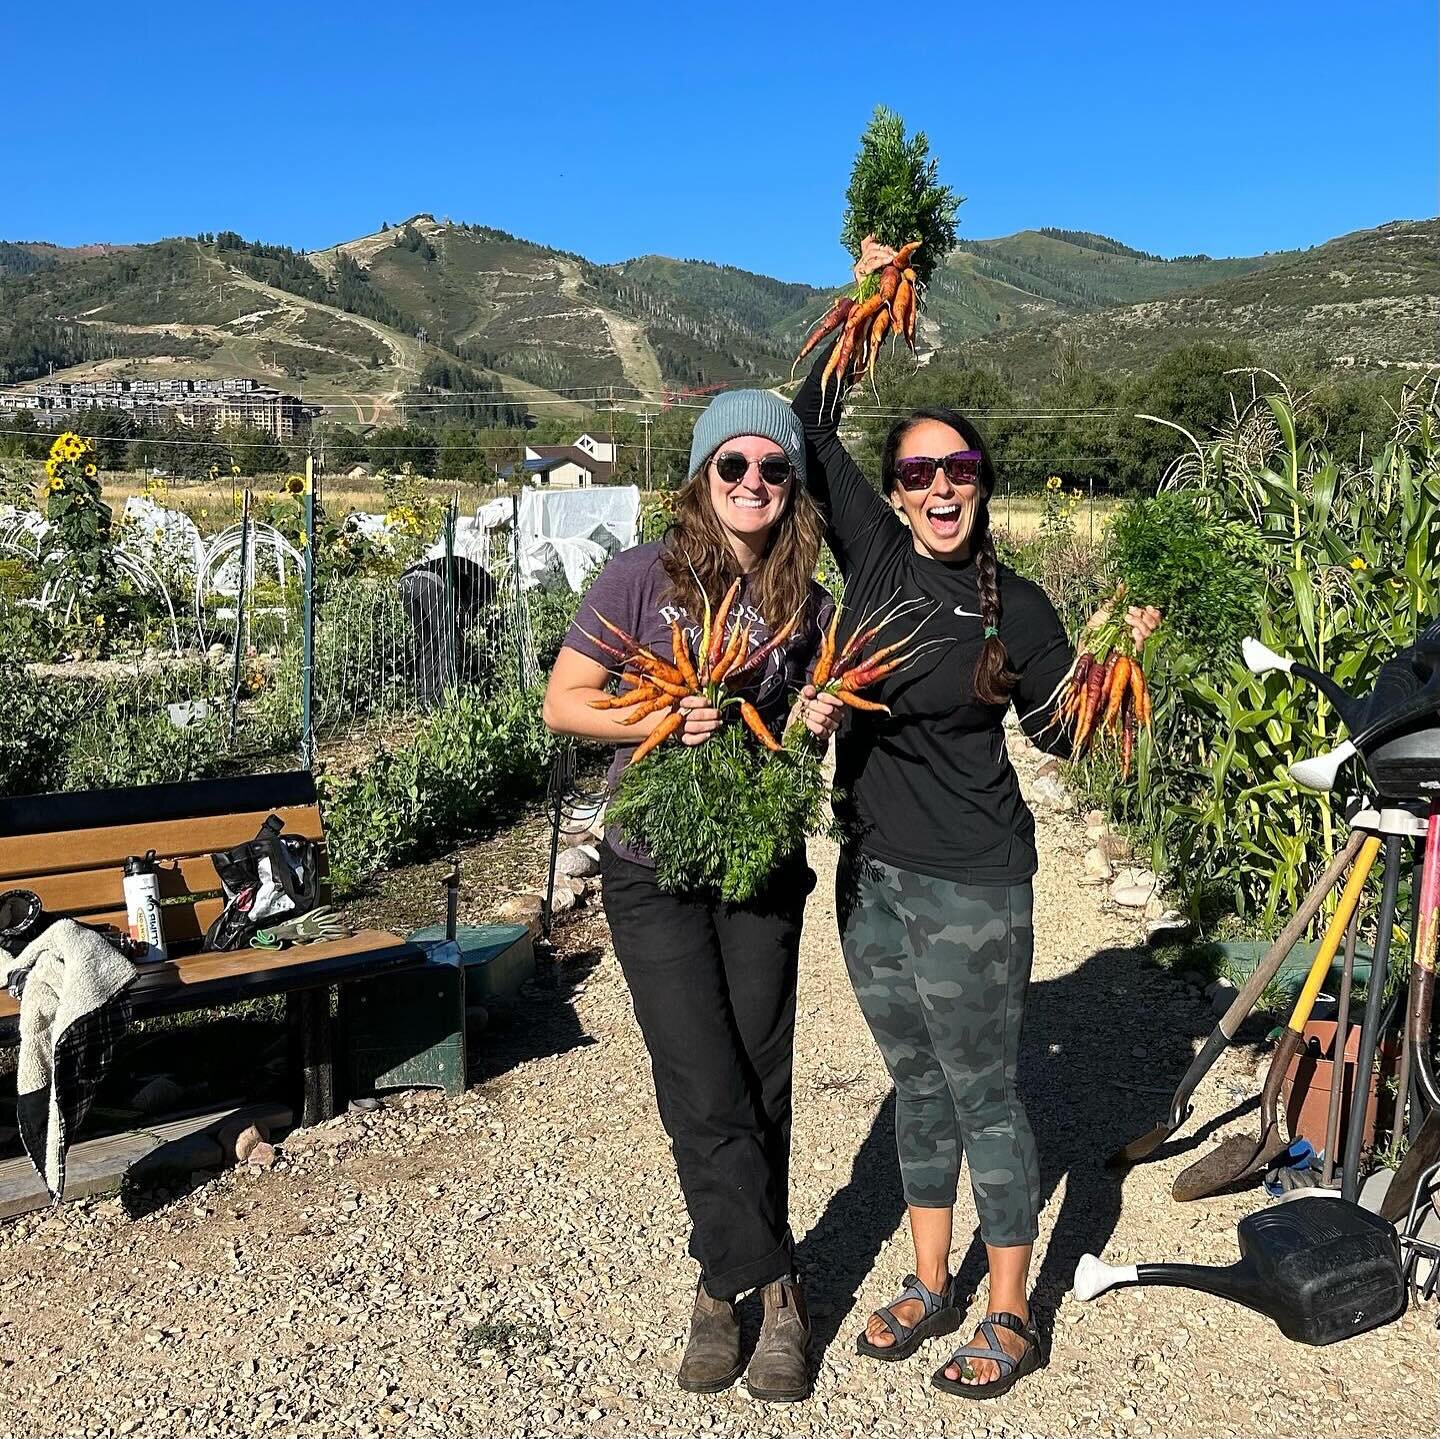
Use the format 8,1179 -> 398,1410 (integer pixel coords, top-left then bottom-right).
122,851 -> 167,962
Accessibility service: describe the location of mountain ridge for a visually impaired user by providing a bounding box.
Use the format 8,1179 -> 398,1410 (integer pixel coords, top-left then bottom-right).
2,215 -> 1433,421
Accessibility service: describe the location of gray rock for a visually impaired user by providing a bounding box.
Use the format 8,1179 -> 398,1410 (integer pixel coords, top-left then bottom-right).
1110,868 -> 1158,908
555,845 -> 600,880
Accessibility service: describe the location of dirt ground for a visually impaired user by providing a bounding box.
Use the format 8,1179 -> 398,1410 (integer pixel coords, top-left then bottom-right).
0,737 -> 1434,1438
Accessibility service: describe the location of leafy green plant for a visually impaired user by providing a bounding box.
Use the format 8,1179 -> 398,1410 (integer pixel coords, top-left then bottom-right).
1106,492 -> 1266,661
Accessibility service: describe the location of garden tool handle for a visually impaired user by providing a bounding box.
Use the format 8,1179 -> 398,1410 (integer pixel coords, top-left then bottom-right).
1217,830 -> 1368,1041
1408,805 -> 1440,1110
1286,834 -> 1382,1036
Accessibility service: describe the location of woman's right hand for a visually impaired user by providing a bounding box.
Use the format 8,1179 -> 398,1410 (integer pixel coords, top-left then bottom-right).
677,693 -> 722,746
854,234 -> 897,285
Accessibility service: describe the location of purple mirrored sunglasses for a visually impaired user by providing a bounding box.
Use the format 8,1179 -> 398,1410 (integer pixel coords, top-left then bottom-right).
894,450 -> 984,492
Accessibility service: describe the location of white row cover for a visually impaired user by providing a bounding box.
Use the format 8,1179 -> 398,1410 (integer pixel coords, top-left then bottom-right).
430,487 -> 641,592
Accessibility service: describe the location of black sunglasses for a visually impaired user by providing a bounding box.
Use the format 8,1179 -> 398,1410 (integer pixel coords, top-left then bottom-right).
713,451 -> 794,486
894,450 -> 984,492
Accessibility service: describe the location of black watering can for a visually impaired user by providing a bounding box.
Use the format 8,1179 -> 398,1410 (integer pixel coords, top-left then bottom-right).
1074,1197 -> 1406,1346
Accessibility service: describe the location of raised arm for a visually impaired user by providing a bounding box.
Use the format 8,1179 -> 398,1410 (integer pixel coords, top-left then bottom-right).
792,336 -> 905,580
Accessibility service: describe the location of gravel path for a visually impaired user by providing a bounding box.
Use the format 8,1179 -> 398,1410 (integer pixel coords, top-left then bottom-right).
0,735 -> 1434,1438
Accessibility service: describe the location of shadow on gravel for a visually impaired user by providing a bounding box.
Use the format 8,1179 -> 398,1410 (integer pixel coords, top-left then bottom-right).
802,943 -> 1238,1360
467,946 -> 603,1086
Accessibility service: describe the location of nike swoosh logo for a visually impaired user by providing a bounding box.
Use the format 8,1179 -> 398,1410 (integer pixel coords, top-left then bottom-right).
953,606 -> 983,618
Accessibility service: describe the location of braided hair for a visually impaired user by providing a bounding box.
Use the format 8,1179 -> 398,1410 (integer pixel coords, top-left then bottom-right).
881,406 -> 1018,705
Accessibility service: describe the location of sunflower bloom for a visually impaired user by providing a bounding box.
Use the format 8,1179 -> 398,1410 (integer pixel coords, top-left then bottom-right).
84,463 -> 97,477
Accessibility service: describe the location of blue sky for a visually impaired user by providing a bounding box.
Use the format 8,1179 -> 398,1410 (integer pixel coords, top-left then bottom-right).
6,1 -> 1434,283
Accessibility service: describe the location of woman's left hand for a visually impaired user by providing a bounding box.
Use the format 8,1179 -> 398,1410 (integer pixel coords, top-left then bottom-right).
1086,604 -> 1163,651
1125,605 -> 1163,650
798,683 -> 845,742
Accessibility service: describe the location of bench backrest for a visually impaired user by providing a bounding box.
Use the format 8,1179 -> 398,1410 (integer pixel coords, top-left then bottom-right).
0,772 -> 328,955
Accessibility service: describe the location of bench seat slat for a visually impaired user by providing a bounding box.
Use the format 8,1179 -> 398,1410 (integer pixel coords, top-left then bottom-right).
0,928 -> 416,1026
0,805 -> 325,882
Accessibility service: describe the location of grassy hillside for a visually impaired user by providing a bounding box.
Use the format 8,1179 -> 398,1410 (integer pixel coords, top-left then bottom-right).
968,218 -> 1440,384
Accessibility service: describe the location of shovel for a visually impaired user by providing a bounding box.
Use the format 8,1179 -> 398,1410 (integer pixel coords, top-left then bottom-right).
1173,834 -> 1381,1202
1109,832 -> 1366,1170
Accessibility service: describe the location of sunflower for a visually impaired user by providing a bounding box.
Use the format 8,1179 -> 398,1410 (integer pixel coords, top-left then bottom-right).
47,474 -> 64,493
1046,475 -> 1063,491
284,473 -> 306,495
43,457 -> 58,478
84,463 -> 97,478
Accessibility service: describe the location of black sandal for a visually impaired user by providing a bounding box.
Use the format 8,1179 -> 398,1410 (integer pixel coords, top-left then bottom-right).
931,1310 -> 1043,1398
855,1273 -> 962,1362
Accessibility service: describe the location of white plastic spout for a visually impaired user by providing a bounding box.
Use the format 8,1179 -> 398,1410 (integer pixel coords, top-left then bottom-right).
1072,1253 -> 1139,1302
1243,637 -> 1293,676
1290,740 -> 1357,793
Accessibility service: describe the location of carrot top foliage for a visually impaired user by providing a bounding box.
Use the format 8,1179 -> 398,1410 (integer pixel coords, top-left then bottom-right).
840,106 -> 961,288
608,721 -> 836,903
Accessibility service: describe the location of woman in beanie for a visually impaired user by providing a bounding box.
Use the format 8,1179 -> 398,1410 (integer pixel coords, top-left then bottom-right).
544,391 -> 843,1402
790,238 -> 1159,1399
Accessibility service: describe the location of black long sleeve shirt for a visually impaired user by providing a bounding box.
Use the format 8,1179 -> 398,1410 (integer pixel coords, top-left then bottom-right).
793,346 -> 1075,884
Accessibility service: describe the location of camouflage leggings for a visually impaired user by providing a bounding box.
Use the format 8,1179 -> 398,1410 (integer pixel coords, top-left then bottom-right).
837,850 -> 1040,1247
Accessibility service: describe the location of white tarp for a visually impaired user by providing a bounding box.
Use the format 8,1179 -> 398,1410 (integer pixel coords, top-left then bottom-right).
118,496 -> 204,579
425,487 -> 641,592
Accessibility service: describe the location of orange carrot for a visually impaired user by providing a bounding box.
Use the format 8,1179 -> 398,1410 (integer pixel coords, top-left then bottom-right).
1104,655 -> 1132,735
621,695 -> 675,725
836,690 -> 891,715
893,240 -> 923,270
629,709 -> 685,764
708,579 -> 742,669
865,308 -> 893,384
589,688 -> 660,710
1130,663 -> 1152,728
792,296 -> 853,376
671,620 -> 700,690
710,622 -> 748,683
813,605 -> 843,688
739,701 -> 782,752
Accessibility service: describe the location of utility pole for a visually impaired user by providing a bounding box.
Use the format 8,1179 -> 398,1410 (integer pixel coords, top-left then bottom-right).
639,410 -> 653,490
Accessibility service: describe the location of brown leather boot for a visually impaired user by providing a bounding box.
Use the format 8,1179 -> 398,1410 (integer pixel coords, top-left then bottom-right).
676,1280 -> 743,1393
745,1276 -> 812,1402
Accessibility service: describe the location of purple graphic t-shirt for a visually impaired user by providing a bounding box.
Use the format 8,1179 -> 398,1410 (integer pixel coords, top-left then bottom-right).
561,540 -> 832,867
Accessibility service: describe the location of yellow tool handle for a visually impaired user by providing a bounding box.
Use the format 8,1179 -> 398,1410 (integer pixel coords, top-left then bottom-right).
1289,834 -> 1382,1035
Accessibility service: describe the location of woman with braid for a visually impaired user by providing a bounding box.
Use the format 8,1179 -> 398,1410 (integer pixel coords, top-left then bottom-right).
791,236 -> 1159,1400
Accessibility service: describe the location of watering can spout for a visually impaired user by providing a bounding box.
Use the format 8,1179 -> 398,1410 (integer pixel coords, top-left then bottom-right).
1243,637 -> 1292,676
1072,1254 -> 1138,1302
1290,740 -> 1356,792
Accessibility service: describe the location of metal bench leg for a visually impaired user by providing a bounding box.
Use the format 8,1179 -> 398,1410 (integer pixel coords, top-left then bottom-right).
288,988 -> 336,1125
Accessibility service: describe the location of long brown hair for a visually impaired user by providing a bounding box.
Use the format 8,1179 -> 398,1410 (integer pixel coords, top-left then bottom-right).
660,454 -> 825,630
882,406 -> 1018,705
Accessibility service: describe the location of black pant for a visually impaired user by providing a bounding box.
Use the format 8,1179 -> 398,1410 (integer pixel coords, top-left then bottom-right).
600,843 -> 810,1300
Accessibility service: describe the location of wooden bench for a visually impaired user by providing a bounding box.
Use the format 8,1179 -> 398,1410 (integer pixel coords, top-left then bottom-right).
0,771 -> 464,1129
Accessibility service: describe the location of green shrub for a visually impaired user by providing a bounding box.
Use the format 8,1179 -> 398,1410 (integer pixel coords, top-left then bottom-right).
321,686 -> 553,891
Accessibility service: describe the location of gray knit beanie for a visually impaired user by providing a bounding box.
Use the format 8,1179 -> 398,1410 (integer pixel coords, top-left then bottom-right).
686,389 -> 807,488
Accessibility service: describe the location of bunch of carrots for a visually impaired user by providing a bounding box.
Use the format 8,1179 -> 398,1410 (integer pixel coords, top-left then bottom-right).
1049,594 -> 1154,778
811,593 -> 940,714
793,240 -> 924,414
582,585 -> 938,761
580,578 -> 791,761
